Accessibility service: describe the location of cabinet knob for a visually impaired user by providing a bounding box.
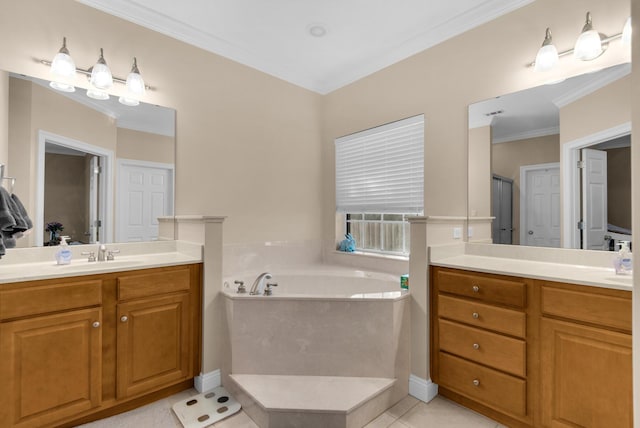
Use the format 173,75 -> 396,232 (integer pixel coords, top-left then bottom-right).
473,343 -> 480,350
472,285 -> 480,293
92,321 -> 100,328
472,312 -> 479,319
472,379 -> 480,387
120,315 -> 129,323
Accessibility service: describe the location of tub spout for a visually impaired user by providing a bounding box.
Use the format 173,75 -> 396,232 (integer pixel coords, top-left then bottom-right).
249,272 -> 272,295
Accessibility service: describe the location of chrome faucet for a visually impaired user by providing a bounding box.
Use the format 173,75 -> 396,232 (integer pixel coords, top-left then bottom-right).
97,244 -> 107,262
249,272 -> 272,295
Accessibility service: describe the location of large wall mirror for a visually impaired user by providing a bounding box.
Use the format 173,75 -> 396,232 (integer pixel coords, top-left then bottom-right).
468,62 -> 631,251
6,71 -> 175,248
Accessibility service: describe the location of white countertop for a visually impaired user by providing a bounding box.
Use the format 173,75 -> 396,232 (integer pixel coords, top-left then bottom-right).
0,241 -> 203,284
431,254 -> 632,291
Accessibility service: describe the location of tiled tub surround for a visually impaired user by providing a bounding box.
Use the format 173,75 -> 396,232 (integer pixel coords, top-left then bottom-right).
222,267 -> 410,428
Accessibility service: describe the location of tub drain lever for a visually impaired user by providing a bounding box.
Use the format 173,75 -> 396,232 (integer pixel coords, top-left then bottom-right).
264,283 -> 278,296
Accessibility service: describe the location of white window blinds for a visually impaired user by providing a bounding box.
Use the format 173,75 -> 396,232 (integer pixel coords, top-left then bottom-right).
335,115 -> 424,214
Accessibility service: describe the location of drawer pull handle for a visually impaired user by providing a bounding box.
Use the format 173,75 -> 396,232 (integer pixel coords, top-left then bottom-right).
472,379 -> 480,387
120,315 -> 129,323
92,321 -> 100,328
473,343 -> 480,350
472,312 -> 479,319
472,285 -> 480,293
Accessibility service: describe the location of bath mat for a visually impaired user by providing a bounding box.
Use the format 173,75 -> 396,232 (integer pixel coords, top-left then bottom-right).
172,386 -> 241,428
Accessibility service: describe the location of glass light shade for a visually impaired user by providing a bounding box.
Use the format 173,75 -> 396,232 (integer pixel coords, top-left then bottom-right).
90,62 -> 113,90
125,72 -> 146,96
50,52 -> 76,78
49,81 -> 75,93
574,30 -> 602,61
119,96 -> 139,106
534,44 -> 559,72
86,88 -> 109,100
622,17 -> 632,46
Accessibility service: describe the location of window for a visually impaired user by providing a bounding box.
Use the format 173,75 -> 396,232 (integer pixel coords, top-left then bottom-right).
336,115 -> 424,255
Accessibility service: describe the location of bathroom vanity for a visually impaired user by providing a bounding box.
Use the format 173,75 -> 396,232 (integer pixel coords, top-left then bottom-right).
430,264 -> 632,428
0,261 -> 202,428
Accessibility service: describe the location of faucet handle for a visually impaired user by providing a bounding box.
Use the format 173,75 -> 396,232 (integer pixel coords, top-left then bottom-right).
106,249 -> 120,261
81,251 -> 96,262
234,280 -> 246,293
264,282 -> 278,296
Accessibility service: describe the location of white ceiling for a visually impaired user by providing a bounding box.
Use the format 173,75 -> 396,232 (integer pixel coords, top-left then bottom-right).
469,63 -> 631,144
77,0 -> 533,94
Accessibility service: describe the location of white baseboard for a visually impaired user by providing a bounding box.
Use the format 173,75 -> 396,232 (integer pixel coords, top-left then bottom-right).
409,374 -> 438,403
194,369 -> 221,393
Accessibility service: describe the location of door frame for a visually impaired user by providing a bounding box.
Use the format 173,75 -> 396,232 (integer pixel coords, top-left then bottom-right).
36,131 -> 114,246
519,162 -> 560,246
561,122 -> 631,249
115,158 -> 175,243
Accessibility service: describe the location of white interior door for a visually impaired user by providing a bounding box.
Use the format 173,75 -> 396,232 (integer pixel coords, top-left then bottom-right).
117,160 -> 174,242
522,164 -> 560,247
581,148 -> 608,250
492,176 -> 513,244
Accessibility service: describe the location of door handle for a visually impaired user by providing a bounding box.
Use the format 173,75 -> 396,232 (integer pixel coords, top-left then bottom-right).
528,230 -> 534,235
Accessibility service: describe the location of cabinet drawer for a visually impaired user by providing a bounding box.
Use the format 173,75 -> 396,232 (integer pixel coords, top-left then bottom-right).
118,267 -> 191,301
0,280 -> 102,320
436,268 -> 525,308
439,352 -> 526,417
439,295 -> 526,338
439,319 -> 526,377
541,284 -> 631,332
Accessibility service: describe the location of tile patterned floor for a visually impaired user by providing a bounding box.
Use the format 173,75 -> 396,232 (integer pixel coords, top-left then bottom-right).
78,389 -> 504,428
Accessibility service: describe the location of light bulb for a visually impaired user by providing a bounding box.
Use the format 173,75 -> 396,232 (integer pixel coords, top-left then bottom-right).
50,37 -> 76,78
125,57 -> 146,96
87,88 -> 109,100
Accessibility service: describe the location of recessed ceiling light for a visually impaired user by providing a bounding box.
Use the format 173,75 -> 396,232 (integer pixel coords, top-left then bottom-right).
308,24 -> 327,38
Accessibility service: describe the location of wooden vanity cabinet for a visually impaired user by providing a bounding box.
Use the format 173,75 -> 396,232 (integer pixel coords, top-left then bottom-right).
539,282 -> 632,428
431,266 -> 633,428
0,263 -> 202,428
0,278 -> 103,428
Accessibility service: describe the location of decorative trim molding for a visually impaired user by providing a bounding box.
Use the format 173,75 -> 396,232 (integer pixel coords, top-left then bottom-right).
194,369 -> 221,393
78,0 -> 533,94
492,125 -> 559,144
409,375 -> 438,403
174,215 -> 227,223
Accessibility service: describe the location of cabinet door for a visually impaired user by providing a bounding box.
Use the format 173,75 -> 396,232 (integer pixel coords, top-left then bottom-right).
0,308 -> 102,428
117,293 -> 191,398
540,318 -> 632,428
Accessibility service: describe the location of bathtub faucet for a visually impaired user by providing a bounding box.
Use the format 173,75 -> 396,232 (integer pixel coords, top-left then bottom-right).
249,272 -> 273,295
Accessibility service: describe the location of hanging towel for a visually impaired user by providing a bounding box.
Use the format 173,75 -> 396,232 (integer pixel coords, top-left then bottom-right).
0,187 -> 33,256
11,193 -> 32,230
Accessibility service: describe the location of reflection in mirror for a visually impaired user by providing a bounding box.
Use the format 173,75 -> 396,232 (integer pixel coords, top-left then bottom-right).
468,63 -> 631,251
7,72 -> 175,248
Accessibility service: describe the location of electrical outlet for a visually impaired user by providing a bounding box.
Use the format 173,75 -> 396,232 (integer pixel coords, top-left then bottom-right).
453,227 -> 462,239
468,227 -> 473,238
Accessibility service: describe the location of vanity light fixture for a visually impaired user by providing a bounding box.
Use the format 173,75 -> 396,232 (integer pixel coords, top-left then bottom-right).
531,12 -> 630,72
49,37 -> 76,93
573,12 -> 602,60
41,38 -> 152,105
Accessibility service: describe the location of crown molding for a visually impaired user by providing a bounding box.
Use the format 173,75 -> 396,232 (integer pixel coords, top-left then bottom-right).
492,125 -> 559,144
78,0 -> 534,94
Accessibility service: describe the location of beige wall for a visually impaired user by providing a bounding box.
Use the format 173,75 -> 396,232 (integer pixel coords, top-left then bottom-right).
116,128 -> 174,165
8,77 -> 117,246
322,0 -> 629,380
492,134 -> 560,244
0,0 -> 324,246
0,70 -> 7,167
560,75 -> 631,144
468,125 -> 491,217
44,153 -> 89,244
606,146 -> 631,230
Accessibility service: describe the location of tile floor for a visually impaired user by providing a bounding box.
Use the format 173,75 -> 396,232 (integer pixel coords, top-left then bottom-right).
78,389 -> 505,428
